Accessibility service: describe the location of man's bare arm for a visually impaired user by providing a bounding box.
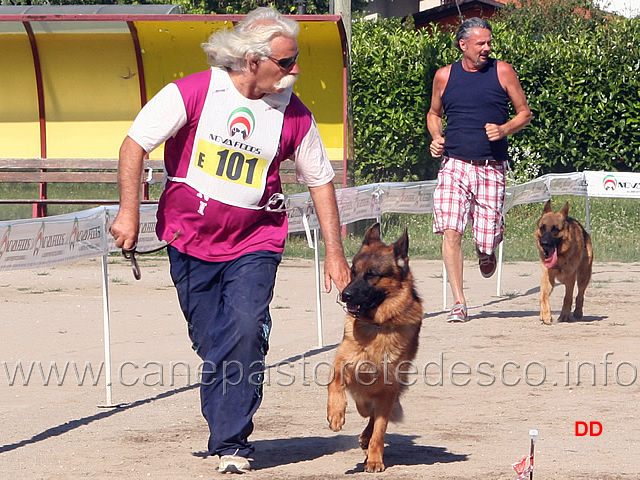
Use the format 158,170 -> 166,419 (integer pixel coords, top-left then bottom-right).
110,136 -> 146,250
308,182 -> 351,293
486,61 -> 532,141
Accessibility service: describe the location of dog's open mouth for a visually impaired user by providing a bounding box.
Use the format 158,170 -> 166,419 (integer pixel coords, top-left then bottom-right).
543,246 -> 558,269
345,303 -> 361,315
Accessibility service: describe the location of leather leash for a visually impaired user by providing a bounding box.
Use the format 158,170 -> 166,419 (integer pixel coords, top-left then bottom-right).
122,230 -> 181,280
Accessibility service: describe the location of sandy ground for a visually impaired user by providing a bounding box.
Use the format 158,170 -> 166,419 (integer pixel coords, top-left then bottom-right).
1,253 -> 639,480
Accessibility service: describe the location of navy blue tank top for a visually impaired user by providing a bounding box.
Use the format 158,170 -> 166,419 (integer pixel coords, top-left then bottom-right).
442,58 -> 510,161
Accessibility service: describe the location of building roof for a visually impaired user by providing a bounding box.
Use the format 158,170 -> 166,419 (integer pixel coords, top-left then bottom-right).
413,0 -> 505,29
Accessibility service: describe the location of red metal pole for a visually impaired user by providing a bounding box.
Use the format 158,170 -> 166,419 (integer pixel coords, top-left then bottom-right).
24,21 -> 47,217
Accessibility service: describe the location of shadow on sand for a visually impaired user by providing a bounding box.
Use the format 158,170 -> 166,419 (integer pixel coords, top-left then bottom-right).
247,432 -> 468,473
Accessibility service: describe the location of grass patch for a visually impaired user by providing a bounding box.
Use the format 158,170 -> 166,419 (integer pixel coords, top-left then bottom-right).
284,196 -> 640,263
0,182 -> 164,221
3,183 -> 639,263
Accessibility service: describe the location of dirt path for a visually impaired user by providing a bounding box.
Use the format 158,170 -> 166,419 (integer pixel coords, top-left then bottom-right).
1,256 -> 639,479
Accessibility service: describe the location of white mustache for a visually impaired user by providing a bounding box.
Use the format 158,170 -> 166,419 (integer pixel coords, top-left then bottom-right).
275,74 -> 298,90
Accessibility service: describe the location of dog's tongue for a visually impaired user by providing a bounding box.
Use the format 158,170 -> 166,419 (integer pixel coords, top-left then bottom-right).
544,248 -> 558,269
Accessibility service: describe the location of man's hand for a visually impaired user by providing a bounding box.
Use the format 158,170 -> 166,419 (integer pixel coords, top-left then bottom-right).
308,182 -> 352,293
430,136 -> 445,157
323,250 -> 351,294
110,211 -> 139,250
485,123 -> 505,142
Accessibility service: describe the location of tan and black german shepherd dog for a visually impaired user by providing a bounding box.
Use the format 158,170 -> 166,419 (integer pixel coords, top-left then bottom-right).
535,200 -> 594,324
327,223 -> 423,472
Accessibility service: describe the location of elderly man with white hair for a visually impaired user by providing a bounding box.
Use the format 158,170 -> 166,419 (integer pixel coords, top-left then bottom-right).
110,7 -> 350,473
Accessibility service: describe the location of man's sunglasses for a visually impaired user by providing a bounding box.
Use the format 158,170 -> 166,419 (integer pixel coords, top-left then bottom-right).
267,52 -> 299,70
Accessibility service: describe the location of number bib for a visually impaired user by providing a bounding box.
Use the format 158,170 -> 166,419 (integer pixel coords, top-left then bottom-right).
171,67 -> 291,209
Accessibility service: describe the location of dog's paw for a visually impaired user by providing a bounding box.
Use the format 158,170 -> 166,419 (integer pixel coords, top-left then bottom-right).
364,460 -> 386,473
557,312 -> 570,322
327,410 -> 345,432
573,309 -> 583,319
540,316 -> 552,325
359,435 -> 370,451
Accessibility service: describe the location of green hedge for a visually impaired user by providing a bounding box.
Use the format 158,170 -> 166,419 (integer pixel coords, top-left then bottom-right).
351,16 -> 640,184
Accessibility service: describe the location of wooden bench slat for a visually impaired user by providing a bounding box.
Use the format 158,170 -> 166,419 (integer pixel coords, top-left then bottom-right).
0,158 -> 164,170
0,157 -> 350,215
0,172 -> 165,183
0,172 -> 119,183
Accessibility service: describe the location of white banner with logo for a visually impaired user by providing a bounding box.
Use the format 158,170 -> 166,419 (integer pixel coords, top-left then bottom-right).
0,206 -> 170,272
104,205 -> 167,254
2,170 -> 640,406
285,181 -> 438,233
0,207 -> 106,272
584,171 -> 640,198
2,171 -> 640,272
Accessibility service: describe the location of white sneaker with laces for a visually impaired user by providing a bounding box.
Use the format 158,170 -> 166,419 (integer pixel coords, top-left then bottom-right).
218,455 -> 251,474
447,302 -> 468,323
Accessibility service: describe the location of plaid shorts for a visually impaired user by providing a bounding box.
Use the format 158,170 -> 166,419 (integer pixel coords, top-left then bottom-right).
433,156 -> 507,253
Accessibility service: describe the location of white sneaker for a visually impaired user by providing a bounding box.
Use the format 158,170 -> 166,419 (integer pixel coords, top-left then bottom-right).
446,302 -> 468,323
218,455 -> 251,474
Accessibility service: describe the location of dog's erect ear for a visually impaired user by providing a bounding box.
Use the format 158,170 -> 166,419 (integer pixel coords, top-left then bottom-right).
393,228 -> 409,273
561,201 -> 570,217
393,228 -> 409,258
543,200 -> 553,213
362,222 -> 382,245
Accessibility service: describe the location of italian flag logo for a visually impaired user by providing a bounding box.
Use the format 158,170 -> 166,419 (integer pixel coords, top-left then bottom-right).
227,107 -> 255,141
603,174 -> 617,191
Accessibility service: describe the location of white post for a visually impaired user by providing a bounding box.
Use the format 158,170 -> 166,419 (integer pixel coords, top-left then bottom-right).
585,195 -> 591,233
529,429 -> 538,480
99,254 -> 114,407
442,262 -> 448,310
314,228 -> 324,348
496,241 -> 504,297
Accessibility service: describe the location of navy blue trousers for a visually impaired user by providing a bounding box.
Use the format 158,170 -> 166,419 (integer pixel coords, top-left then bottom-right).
168,247 -> 280,458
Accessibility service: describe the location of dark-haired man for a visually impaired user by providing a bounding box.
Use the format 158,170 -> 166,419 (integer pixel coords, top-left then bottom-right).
427,17 -> 531,323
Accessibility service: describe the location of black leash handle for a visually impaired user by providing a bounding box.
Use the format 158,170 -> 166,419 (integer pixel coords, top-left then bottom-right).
122,230 -> 181,280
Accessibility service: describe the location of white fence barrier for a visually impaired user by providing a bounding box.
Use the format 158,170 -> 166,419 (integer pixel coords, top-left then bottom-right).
2,170 -> 640,404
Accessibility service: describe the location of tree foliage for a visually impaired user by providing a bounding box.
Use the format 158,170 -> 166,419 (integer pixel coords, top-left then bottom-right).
493,1 -> 640,175
3,0 -> 368,15
350,17 -> 442,183
351,2 -> 640,184
495,0 -> 609,36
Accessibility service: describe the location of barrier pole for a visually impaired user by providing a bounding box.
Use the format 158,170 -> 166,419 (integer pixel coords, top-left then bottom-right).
98,254 -> 114,407
314,228 -> 324,348
585,195 -> 591,233
442,262 -> 447,310
496,241 -> 504,297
